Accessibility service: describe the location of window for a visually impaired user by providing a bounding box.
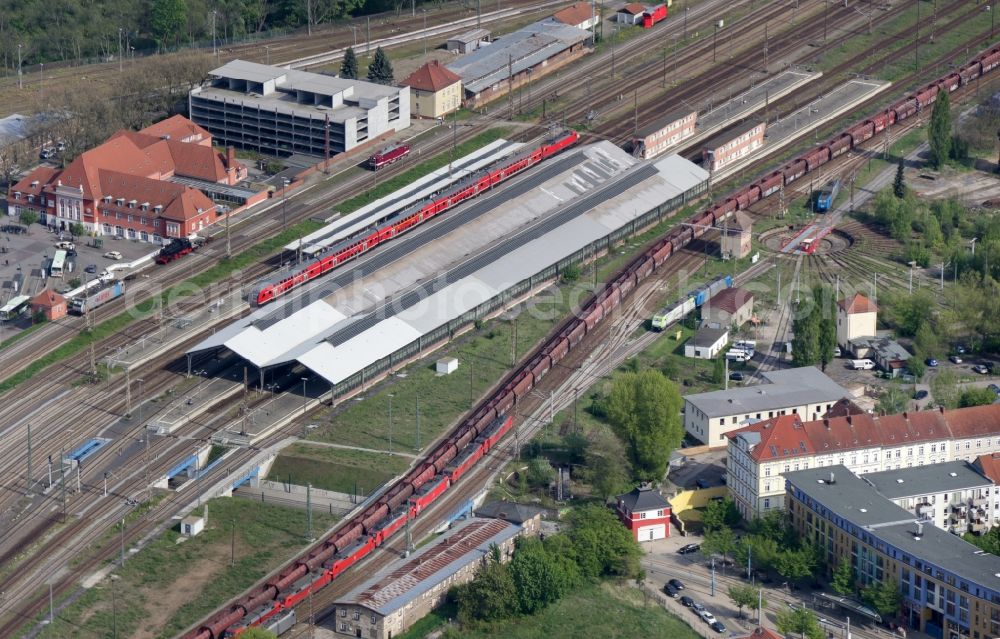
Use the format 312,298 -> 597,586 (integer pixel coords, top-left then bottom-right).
640,512 -> 647,519
341,609 -> 347,618
341,623 -> 347,631
371,615 -> 377,625
764,498 -> 771,509
354,611 -> 360,620
765,467 -> 771,477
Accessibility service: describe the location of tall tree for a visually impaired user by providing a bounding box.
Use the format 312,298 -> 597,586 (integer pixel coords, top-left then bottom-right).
775,606 -> 826,639
928,89 -> 952,169
713,356 -> 726,385
567,505 -> 642,580
862,579 -> 902,618
830,560 -> 855,596
581,430 -> 631,502
893,157 -> 906,198
605,370 -> 684,480
367,46 -> 394,85
702,526 -> 738,562
728,584 -> 764,619
508,537 -> 580,614
151,0 -> 189,50
814,286 -> 837,371
455,561 -> 517,622
340,46 -> 358,79
703,497 -> 741,532
792,299 -> 820,367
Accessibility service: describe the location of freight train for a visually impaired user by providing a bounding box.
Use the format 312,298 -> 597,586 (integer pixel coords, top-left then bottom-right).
186,42 -> 1000,639
248,130 -> 580,306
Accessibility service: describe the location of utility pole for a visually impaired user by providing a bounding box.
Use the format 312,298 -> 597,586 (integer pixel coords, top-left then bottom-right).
388,394 -> 394,453
914,0 -> 920,71
225,202 -> 232,258
508,54 -> 514,120
124,365 -> 132,419
415,397 -> 420,450
710,557 -> 716,596
25,423 -> 31,495
59,450 -> 66,522
17,44 -> 23,89
118,28 -> 123,73
763,23 -> 768,72
306,483 -> 314,541
510,316 -> 517,366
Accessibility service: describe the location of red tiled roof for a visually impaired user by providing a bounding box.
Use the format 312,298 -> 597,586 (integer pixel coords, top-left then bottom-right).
838,293 -> 877,314
729,404 -> 1000,462
139,114 -> 212,144
31,289 -> 65,309
161,188 -> 216,222
974,453 -> 1000,483
709,287 -> 753,315
401,60 -> 462,93
823,398 -> 867,419
552,2 -> 595,26
620,2 -> 645,13
11,166 -> 60,196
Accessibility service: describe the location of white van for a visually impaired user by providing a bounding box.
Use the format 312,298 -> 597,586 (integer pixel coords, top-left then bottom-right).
851,359 -> 876,370
55,241 -> 75,250
726,350 -> 749,362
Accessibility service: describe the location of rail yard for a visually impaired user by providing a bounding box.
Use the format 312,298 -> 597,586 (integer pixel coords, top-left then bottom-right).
1,0 -> 999,637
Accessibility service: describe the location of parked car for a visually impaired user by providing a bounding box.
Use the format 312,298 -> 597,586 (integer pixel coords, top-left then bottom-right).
692,602 -> 706,613
700,611 -> 718,624
677,543 -> 701,555
55,241 -> 75,250
668,578 -> 685,591
663,583 -> 680,598
955,345 -> 967,354
680,596 -> 695,607
913,389 -> 929,400
834,346 -> 842,357
925,358 -> 939,367
950,355 -> 963,364
974,364 -> 990,374
729,371 -> 745,382
84,264 -> 97,274
989,384 -> 1000,395
711,621 -> 727,633
104,251 -> 123,260
695,478 -> 710,489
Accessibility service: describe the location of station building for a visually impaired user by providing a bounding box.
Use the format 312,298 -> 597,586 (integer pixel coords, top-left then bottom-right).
702,121 -> 766,172
631,108 -> 698,160
6,115 -> 263,241
189,60 -> 410,158
785,465 -> 1000,639
727,404 -> 1000,519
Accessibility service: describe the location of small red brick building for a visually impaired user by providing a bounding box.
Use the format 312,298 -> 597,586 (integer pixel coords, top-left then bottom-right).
615,483 -> 671,542
31,289 -> 67,321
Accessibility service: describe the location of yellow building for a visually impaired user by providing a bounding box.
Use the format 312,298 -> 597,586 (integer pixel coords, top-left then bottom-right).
837,293 -> 877,349
400,61 -> 463,118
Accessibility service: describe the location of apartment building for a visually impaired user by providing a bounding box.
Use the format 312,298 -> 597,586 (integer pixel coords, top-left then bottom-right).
702,121 -> 765,172
786,466 -> 1000,639
726,404 -> 1000,519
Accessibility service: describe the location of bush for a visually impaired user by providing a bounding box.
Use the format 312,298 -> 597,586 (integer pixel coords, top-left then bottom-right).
561,264 -> 581,282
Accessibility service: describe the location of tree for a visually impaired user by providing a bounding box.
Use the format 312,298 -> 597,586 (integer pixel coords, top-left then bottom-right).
367,47 -> 395,85
728,584 -> 762,619
18,210 -> 38,229
876,384 -> 908,416
703,497 -> 741,533
605,370 -> 683,481
928,89 -> 952,169
775,606 -> 825,639
862,579 -> 902,618
455,561 -> 517,622
894,157 -> 906,198
775,545 -> 817,583
239,629 -> 278,639
151,0 -> 188,50
702,526 -> 738,562
713,356 -> 726,385
508,537 -> 580,614
814,286 -> 837,372
567,505 -> 642,580
69,222 -> 86,238
931,368 -> 961,410
960,387 -> 997,408
830,560 -> 855,596
581,430 -> 631,502
792,297 -> 821,367
340,47 -> 359,79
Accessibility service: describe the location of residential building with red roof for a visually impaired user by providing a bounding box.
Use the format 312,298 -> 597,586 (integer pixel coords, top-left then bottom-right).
31,289 -> 67,321
400,61 -> 463,118
726,403 -> 1000,519
837,293 -> 877,348
615,483 -> 671,541
552,2 -> 600,30
6,115 -> 258,242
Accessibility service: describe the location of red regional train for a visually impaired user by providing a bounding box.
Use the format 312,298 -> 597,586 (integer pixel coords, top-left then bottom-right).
249,130 -> 581,307
188,42 -> 1000,639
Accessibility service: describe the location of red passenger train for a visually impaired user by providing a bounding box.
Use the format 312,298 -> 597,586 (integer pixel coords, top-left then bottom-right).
188,43 -> 1000,638
249,130 -> 580,307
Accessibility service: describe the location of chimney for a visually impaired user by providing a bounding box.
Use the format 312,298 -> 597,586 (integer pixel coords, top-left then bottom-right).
903,412 -> 908,420
914,522 -> 923,538
226,146 -> 237,172
846,415 -> 853,425
828,471 -> 835,484
823,418 -> 830,429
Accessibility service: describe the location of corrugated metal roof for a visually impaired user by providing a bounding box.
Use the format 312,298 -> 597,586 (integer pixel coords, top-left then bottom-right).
335,518 -> 519,616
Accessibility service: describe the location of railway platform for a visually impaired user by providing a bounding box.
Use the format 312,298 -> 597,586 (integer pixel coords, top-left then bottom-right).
714,77 -> 892,182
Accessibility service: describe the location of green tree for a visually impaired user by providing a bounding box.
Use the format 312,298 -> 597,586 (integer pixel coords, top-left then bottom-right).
151,0 -> 188,50
19,210 -> 38,229
567,505 -> 642,580
814,286 -> 837,372
876,384 -> 908,416
965,526 -> 1000,555
928,89 -> 952,169
862,579 -> 902,618
728,583 -> 760,619
960,386 -> 997,408
69,222 -> 86,238
713,356 -> 726,385
775,606 -> 826,639
239,629 -> 278,639
605,370 -> 683,481
367,46 -> 395,84
508,537 -> 580,614
703,497 -> 741,533
734,534 -> 781,574
455,561 -> 517,622
830,559 -> 855,596
894,157 -> 906,198
931,368 -> 961,409
702,526 -> 738,562
792,298 -> 820,367
775,545 -> 817,583
340,46 -> 359,79
525,458 -> 554,490
581,431 -> 631,502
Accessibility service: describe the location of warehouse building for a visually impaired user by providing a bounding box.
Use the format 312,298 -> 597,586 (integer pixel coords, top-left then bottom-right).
786,465 -> 1000,639
684,366 -> 849,446
727,404 -> 1000,519
702,121 -> 766,172
446,20 -> 592,108
631,108 -> 697,160
332,517 -> 532,639
189,59 -> 410,158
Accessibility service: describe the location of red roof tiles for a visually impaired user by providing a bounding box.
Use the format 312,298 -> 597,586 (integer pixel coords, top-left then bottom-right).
552,2 -> 596,26
401,60 -> 462,93
838,293 -> 877,314
974,453 -> 1000,483
620,2 -> 646,13
139,114 -> 212,145
31,289 -> 65,309
709,287 -> 753,315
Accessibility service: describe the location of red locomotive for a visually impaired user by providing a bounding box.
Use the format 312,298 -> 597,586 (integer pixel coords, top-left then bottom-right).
368,144 -> 411,170
249,130 -> 580,306
642,4 -> 667,28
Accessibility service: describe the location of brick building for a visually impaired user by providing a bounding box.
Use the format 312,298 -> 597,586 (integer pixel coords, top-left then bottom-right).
615,483 -> 671,541
702,121 -> 765,172
6,115 -> 259,243
720,210 -> 753,259
31,289 -> 67,321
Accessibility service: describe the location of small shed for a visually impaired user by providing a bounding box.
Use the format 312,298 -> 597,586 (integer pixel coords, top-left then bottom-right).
447,28 -> 491,54
436,357 -> 459,375
703,287 -> 754,328
31,288 -> 67,321
616,2 -> 646,24
181,515 -> 205,537
684,327 -> 729,360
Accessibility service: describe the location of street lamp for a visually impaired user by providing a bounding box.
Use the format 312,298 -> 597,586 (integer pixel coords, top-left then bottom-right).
281,178 -> 290,229
17,43 -> 22,90
301,377 -> 308,416
137,378 -> 144,424
713,20 -> 724,63
387,393 -> 394,453
111,574 -> 120,639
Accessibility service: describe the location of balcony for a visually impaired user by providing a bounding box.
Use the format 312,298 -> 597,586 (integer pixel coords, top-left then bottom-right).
969,519 -> 989,534
972,496 -> 990,508
952,503 -> 968,516
917,503 -> 934,517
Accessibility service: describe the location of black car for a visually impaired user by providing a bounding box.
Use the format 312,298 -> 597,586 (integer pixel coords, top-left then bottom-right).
677,543 -> 701,555
680,595 -> 695,607
663,583 -> 680,598
711,621 -> 727,633
729,371 -> 745,381
85,264 -> 97,274
668,578 -> 685,590
913,389 -> 929,400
